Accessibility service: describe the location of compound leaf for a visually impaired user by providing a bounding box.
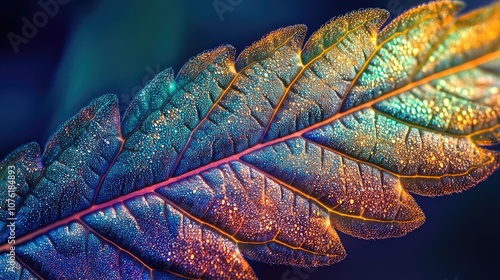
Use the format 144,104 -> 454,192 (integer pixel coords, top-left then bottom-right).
1,1 -> 499,279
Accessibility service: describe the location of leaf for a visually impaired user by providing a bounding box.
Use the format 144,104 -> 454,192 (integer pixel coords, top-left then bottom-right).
1,1 -> 499,279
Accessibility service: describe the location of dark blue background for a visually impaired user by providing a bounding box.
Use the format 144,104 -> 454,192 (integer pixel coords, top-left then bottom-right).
1,1 -> 498,279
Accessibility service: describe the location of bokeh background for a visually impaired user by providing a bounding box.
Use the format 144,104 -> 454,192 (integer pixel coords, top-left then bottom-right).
1,0 -> 498,279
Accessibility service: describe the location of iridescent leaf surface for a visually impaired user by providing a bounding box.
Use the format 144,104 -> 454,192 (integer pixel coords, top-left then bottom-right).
1,1 -> 499,279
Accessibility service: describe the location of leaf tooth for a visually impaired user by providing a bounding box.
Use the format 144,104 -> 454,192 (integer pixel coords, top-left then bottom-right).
177,44 -> 236,88
235,24 -> 307,72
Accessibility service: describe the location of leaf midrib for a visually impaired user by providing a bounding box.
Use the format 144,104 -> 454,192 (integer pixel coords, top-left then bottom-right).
2,50 -> 497,254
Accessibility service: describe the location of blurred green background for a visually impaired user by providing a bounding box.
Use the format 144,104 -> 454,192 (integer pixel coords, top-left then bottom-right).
1,0 -> 498,279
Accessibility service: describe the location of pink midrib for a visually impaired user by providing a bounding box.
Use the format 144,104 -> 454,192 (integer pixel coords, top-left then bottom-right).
0,50 -> 498,253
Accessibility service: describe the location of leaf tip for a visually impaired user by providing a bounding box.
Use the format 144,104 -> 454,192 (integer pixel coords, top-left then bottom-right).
235,24 -> 307,71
